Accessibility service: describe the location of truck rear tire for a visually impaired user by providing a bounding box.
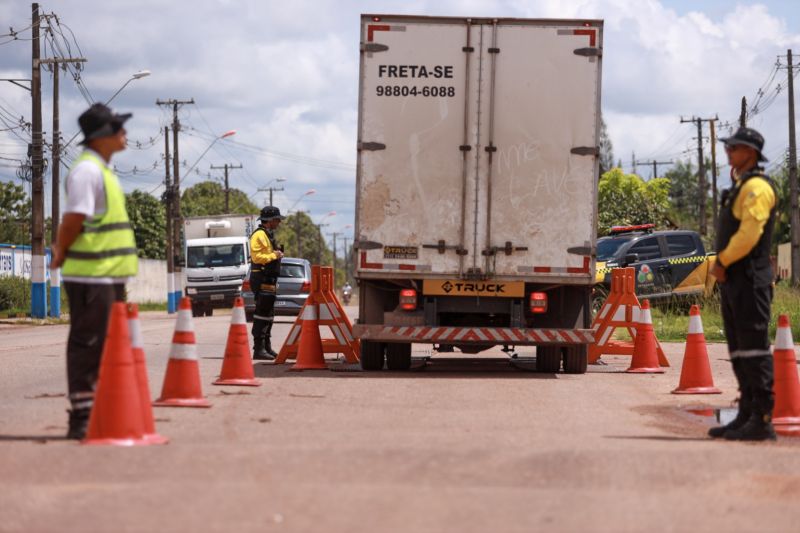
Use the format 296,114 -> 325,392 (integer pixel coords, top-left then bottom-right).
205,307 -> 213,317
360,341 -> 385,371
385,343 -> 412,371
563,345 -> 588,374
536,346 -> 562,373
192,303 -> 203,318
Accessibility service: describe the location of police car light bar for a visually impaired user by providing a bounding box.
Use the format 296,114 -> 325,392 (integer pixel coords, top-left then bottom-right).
608,223 -> 655,235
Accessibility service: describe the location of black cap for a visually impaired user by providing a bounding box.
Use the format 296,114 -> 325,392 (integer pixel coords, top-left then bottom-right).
720,127 -> 768,162
78,103 -> 132,145
258,205 -> 285,221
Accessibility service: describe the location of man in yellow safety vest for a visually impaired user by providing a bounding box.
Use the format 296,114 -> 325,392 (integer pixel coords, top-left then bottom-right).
50,103 -> 138,440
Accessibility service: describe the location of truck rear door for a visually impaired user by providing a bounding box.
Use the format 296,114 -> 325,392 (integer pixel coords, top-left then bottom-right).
356,16 -> 602,281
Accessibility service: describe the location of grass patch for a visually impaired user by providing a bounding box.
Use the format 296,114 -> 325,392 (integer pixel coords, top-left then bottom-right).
136,301 -> 167,312
649,282 -> 800,342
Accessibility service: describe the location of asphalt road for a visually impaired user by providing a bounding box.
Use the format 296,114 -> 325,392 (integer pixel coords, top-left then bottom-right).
1,308 -> 799,532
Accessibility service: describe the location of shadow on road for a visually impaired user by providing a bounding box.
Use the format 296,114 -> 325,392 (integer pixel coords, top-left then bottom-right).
254,357 -> 559,380
0,435 -> 69,443
604,435 -> 713,442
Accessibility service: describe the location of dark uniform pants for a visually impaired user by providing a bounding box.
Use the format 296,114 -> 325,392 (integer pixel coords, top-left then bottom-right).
719,272 -> 774,417
64,282 -> 126,411
250,270 -> 277,344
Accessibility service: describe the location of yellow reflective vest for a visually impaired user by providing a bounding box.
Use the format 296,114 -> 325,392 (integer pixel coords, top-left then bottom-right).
62,151 -> 138,278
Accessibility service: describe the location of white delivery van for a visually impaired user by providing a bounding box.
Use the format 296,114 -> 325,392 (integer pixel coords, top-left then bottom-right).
183,214 -> 257,317
353,15 -> 603,372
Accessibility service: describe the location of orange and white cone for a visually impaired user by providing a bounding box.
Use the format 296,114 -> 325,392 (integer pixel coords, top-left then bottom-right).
83,302 -> 148,446
672,305 -> 721,394
290,301 -> 327,371
213,297 -> 261,386
153,297 -> 212,408
626,299 -> 664,374
128,304 -> 169,444
773,314 -> 800,436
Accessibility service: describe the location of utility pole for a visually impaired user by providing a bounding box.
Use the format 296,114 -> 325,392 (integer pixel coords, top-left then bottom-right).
210,163 -> 242,213
681,116 -> 717,235
709,118 -> 720,230
258,185 -> 284,206
342,236 -> 350,282
631,152 -> 636,175
740,96 -> 747,128
633,159 -> 673,180
786,49 -> 800,285
30,2 -> 47,318
164,126 -> 175,313
328,232 -> 339,280
41,56 -> 86,318
156,98 -> 194,305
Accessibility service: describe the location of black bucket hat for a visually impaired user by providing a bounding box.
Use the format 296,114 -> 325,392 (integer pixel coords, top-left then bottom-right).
78,103 -> 132,145
258,205 -> 285,221
720,126 -> 768,162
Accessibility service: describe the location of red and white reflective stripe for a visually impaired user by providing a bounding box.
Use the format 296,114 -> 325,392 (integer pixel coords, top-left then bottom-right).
175,308 -> 193,332
688,314 -> 704,335
301,305 -> 318,321
169,342 -> 198,361
231,305 -> 246,325
367,24 -> 406,42
518,257 -> 591,275
319,303 -> 334,321
286,324 -> 302,346
381,326 -> 593,343
359,252 -> 431,272
776,321 -> 794,350
128,318 -> 143,349
557,27 -> 597,47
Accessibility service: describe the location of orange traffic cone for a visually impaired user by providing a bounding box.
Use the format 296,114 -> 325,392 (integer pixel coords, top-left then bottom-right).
290,301 -> 327,371
626,299 -> 664,374
213,297 -> 261,386
773,314 -> 800,436
672,305 -> 721,394
83,302 -> 149,446
154,297 -> 212,408
127,304 -> 169,444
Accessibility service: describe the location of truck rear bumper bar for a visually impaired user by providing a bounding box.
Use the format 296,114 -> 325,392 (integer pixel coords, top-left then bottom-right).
353,324 -> 595,345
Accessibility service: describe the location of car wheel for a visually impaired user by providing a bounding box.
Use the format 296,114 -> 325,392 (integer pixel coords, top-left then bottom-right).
562,345 -> 588,374
205,307 -> 213,317
360,341 -> 385,371
385,343 -> 412,371
191,303 -> 203,318
536,345 -> 562,373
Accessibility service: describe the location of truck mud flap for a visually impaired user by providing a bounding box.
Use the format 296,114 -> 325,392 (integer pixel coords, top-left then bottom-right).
353,324 -> 594,345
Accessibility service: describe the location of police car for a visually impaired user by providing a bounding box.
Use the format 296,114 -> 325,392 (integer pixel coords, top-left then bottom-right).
593,224 -> 718,314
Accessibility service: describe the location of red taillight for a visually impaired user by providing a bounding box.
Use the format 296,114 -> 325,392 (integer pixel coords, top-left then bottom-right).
301,281 -> 311,293
529,292 -> 548,313
241,279 -> 250,292
399,289 -> 417,311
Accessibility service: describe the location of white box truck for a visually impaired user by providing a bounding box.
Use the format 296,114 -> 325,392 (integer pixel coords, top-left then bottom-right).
353,15 -> 603,372
183,214 -> 257,317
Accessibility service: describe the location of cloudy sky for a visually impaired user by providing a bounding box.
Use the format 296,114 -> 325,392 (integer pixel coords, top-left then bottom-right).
2,0 -> 800,246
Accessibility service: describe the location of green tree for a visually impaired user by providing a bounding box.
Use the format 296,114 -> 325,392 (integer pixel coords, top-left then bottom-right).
663,159 -> 700,229
275,211 -> 331,264
767,165 -> 791,253
597,168 -> 670,236
598,115 -> 615,175
0,180 -> 31,245
125,189 -> 166,259
181,180 -> 259,217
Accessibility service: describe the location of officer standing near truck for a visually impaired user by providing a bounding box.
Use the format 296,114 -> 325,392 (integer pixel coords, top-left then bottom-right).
709,127 -> 777,441
250,206 -> 284,360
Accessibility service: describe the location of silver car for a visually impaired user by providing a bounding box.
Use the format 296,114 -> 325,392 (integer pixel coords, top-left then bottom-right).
242,257 -> 312,320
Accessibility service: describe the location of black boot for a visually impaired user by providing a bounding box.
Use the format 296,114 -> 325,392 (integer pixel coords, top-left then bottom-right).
709,359 -> 751,438
253,337 -> 273,361
265,338 -> 278,358
66,408 -> 90,440
725,356 -> 776,441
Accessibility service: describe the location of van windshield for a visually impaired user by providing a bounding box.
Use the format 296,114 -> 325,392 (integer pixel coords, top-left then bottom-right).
187,244 -> 245,268
597,237 -> 632,261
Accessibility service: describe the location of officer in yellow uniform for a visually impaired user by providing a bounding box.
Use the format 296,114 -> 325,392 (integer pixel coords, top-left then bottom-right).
50,103 -> 138,439
708,127 -> 777,441
250,206 -> 284,360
